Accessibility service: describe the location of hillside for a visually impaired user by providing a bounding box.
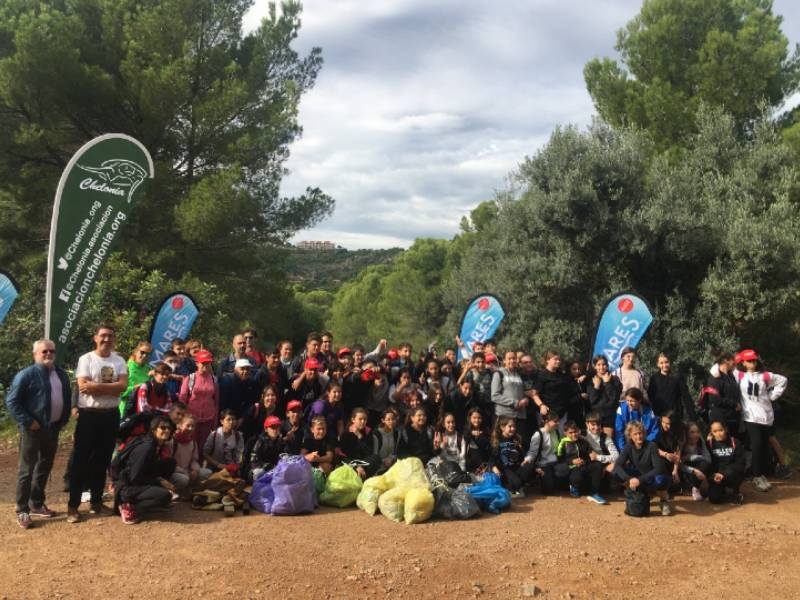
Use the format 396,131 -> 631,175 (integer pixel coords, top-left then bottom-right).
283,247 -> 403,290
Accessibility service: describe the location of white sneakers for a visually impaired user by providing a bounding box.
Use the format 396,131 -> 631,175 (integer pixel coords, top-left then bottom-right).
752,475 -> 772,492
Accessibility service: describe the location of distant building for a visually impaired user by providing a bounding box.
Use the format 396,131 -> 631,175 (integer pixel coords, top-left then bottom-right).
296,240 -> 337,251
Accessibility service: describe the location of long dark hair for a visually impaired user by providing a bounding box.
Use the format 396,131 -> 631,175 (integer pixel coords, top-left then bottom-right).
491,415 -> 521,451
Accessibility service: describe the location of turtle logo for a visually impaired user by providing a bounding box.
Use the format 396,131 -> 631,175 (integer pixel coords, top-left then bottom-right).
77,159 -> 148,203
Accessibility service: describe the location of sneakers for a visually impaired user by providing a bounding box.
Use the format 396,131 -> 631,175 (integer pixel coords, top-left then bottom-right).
691,487 -> 704,501
89,502 -> 111,515
29,504 -> 56,518
730,492 -> 745,505
569,485 -> 580,498
66,508 -> 81,524
119,503 -> 139,525
511,489 -> 526,499
660,500 -> 674,516
587,494 -> 608,505
752,475 -> 771,492
17,512 -> 33,529
774,464 -> 794,480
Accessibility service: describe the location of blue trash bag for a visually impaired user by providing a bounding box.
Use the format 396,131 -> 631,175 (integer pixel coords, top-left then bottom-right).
270,455 -> 317,516
464,472 -> 511,514
249,470 -> 275,514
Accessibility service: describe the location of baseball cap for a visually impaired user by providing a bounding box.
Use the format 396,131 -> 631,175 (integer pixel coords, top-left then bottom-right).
336,347 -> 352,358
286,400 -> 303,412
736,349 -> 759,363
264,416 -> 282,429
387,348 -> 399,360
304,358 -> 321,371
194,350 -> 214,364
485,352 -> 498,363
235,358 -> 253,369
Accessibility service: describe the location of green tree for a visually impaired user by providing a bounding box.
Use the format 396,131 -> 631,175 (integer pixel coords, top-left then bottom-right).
444,107 -> 800,381
584,0 -> 800,148
0,0 -> 332,358
328,239 -> 453,351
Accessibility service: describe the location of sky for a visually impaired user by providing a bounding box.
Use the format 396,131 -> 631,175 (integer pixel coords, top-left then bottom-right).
244,0 -> 800,250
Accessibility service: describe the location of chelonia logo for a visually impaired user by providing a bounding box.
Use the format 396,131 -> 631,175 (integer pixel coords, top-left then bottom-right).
77,159 -> 148,202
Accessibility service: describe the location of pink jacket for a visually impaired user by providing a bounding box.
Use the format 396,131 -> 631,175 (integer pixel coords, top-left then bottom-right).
178,372 -> 219,423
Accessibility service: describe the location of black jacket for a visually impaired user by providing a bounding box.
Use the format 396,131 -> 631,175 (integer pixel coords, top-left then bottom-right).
708,437 -> 745,474
243,433 -> 284,479
534,369 -> 572,417
647,372 -> 695,421
613,441 -> 667,484
397,425 -> 434,463
588,376 -> 622,420
707,370 -> 740,425
113,435 -> 174,489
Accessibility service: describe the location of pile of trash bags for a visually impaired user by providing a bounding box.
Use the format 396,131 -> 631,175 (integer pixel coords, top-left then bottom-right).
251,454 -> 513,522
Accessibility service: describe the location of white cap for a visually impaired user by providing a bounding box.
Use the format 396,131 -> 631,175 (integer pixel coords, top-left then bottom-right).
235,358 -> 253,369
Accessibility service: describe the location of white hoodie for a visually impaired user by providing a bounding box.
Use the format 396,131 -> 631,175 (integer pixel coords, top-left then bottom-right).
736,370 -> 787,426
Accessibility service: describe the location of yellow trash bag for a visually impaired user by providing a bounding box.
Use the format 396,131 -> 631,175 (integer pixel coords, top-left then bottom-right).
377,486 -> 409,523
356,475 -> 389,516
403,487 -> 434,524
383,457 -> 428,489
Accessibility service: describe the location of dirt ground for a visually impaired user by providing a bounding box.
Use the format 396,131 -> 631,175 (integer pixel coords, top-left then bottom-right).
0,440 -> 799,600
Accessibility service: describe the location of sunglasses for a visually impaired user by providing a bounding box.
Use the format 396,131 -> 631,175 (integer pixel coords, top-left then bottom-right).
157,425 -> 172,431
41,349 -> 56,355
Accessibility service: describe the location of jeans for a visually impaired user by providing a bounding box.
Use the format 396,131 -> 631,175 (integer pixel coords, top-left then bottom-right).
16,427 -> 60,513
68,409 -> 119,509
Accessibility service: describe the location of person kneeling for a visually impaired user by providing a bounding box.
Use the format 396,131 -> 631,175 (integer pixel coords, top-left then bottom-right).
112,415 -> 177,525
613,421 -> 673,516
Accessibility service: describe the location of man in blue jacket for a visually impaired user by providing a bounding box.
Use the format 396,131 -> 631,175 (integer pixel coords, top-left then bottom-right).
615,387 -> 659,451
5,339 -> 71,529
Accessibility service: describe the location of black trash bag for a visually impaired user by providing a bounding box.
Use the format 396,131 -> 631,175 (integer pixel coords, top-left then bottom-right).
426,458 -> 480,519
439,459 -> 472,487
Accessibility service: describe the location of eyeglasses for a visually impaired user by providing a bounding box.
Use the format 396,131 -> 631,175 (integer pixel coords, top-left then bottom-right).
40,349 -> 56,355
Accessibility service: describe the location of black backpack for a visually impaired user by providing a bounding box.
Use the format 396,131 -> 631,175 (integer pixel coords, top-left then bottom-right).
624,487 -> 650,517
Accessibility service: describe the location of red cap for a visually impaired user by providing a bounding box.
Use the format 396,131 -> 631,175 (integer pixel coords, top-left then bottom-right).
387,348 -> 399,360
485,352 -> 498,363
736,349 -> 759,363
337,347 -> 352,358
264,416 -> 282,429
194,350 -> 214,364
304,358 -> 321,371
286,400 -> 303,412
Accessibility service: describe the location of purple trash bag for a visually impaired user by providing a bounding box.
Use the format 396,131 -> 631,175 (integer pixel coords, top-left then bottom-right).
270,455 -> 316,515
249,470 -> 275,514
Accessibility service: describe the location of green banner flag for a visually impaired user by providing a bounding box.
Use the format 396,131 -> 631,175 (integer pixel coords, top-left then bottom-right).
45,134 -> 154,345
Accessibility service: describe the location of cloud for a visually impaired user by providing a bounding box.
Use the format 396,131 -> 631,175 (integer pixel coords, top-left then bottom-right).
245,0 -> 800,250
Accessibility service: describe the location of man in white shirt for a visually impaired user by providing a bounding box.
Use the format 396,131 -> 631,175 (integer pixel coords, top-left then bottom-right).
5,339 -> 71,529
67,324 -> 128,523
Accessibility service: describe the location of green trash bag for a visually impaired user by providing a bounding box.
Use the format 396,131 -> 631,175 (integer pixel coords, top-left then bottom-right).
356,475 -> 389,516
312,467 -> 326,495
319,465 -> 363,508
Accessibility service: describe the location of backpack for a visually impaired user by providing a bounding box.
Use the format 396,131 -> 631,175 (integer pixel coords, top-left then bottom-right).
122,382 -> 149,419
110,435 -> 146,482
529,430 -> 544,466
735,371 -> 771,385
187,372 -> 218,396
696,385 -> 719,422
624,487 -> 650,517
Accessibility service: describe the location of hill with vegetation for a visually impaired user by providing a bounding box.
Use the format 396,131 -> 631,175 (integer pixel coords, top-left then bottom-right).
283,247 -> 403,291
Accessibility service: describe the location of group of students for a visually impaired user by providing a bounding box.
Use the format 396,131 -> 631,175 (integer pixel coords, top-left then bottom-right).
106,328 -> 793,523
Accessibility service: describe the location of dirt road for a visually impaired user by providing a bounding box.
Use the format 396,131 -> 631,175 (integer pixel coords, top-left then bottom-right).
0,444 -> 798,599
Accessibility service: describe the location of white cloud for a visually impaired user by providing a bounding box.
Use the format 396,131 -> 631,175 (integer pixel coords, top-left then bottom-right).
245,0 -> 800,249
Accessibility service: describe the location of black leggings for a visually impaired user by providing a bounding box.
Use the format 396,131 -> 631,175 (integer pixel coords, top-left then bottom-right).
745,421 -> 770,477
119,484 -> 172,512
501,463 -> 537,492
708,468 -> 743,504
564,461 -> 605,495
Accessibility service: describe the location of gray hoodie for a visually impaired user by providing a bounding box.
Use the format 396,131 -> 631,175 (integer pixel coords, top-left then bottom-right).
491,368 -> 526,419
